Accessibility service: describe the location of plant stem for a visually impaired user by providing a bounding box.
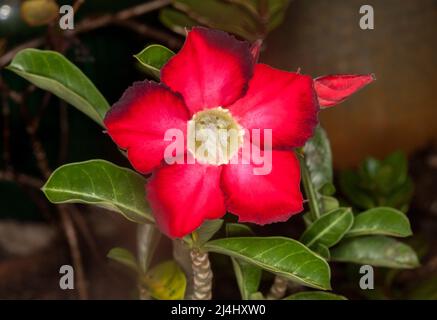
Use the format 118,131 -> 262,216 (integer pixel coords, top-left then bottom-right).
190,249 -> 213,300
300,155 -> 321,221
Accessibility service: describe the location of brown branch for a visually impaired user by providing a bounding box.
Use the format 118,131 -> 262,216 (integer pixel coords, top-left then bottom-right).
0,0 -> 173,67
114,20 -> 182,50
58,205 -> 88,299
58,100 -> 69,164
1,80 -> 11,172
16,89 -> 89,300
0,170 -> 44,189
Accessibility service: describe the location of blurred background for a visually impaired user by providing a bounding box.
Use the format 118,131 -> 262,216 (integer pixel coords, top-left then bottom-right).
0,0 -> 436,299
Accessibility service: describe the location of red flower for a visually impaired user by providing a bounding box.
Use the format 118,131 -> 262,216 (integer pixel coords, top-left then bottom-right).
104,27 -> 373,238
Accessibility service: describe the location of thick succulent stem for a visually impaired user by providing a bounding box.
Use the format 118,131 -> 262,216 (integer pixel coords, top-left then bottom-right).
190,249 -> 213,300
267,276 -> 288,300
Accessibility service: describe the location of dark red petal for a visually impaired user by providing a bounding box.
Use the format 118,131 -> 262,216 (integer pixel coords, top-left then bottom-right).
161,27 -> 254,114
222,148 -> 303,224
147,163 -> 226,238
228,64 -> 319,149
314,74 -> 375,107
104,81 -> 189,174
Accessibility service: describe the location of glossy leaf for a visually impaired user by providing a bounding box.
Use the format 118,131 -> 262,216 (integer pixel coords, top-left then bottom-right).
42,160 -> 153,223
339,170 -> 376,209
173,0 -> 262,41
137,224 -> 161,273
205,237 -> 331,290
226,223 -> 262,300
194,219 -> 224,246
107,247 -> 139,272
331,236 -> 419,269
134,44 -> 175,80
322,196 -> 340,212
303,126 -> 333,192
313,244 -> 330,260
284,291 -> 347,300
143,260 -> 186,300
300,208 -> 354,248
7,49 -> 109,126
345,207 -> 412,238
159,7 -> 198,36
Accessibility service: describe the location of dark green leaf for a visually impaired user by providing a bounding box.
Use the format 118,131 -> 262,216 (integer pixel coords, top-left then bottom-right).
7,49 -> 109,126
134,44 -> 175,80
137,224 -> 161,273
303,126 -> 333,192
313,244 -> 330,260
226,223 -> 254,237
173,0 -> 262,41
194,219 -> 224,246
226,223 -> 262,300
159,7 -> 198,36
42,160 -> 153,223
322,196 -> 339,212
345,207 -> 412,238
300,208 -> 354,248
339,170 -> 376,209
107,247 -> 139,272
284,291 -> 347,300
205,237 -> 331,290
331,236 -> 419,269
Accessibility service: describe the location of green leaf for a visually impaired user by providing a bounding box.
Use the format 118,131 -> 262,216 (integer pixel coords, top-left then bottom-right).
42,160 -> 153,223
226,223 -> 253,237
159,7 -> 198,36
205,236 -> 331,290
331,236 -> 419,269
107,247 -> 139,272
194,219 -> 224,246
143,260 -> 186,300
322,196 -> 340,212
172,0 -> 262,41
313,244 -> 330,260
137,224 -> 161,273
226,223 -> 262,300
249,291 -> 265,300
300,208 -> 354,248
7,49 -> 109,126
134,44 -> 175,80
284,291 -> 347,300
345,207 -> 412,238
303,126 -> 333,192
339,170 -> 376,209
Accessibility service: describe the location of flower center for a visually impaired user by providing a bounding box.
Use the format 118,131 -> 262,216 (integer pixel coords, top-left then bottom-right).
187,107 -> 244,165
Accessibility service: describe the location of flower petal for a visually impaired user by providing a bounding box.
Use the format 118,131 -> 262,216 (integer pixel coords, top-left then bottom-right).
314,74 -> 375,107
222,148 -> 303,224
228,64 -> 319,149
161,27 -> 254,114
104,81 -> 189,174
147,162 -> 226,238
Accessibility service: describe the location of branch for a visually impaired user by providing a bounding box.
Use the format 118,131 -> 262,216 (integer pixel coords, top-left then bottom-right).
115,20 -> 182,50
0,0 -> 173,67
190,249 -> 213,300
0,171 -> 43,189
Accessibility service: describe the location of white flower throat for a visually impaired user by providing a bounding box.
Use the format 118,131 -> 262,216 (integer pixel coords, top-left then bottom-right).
187,107 -> 244,165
